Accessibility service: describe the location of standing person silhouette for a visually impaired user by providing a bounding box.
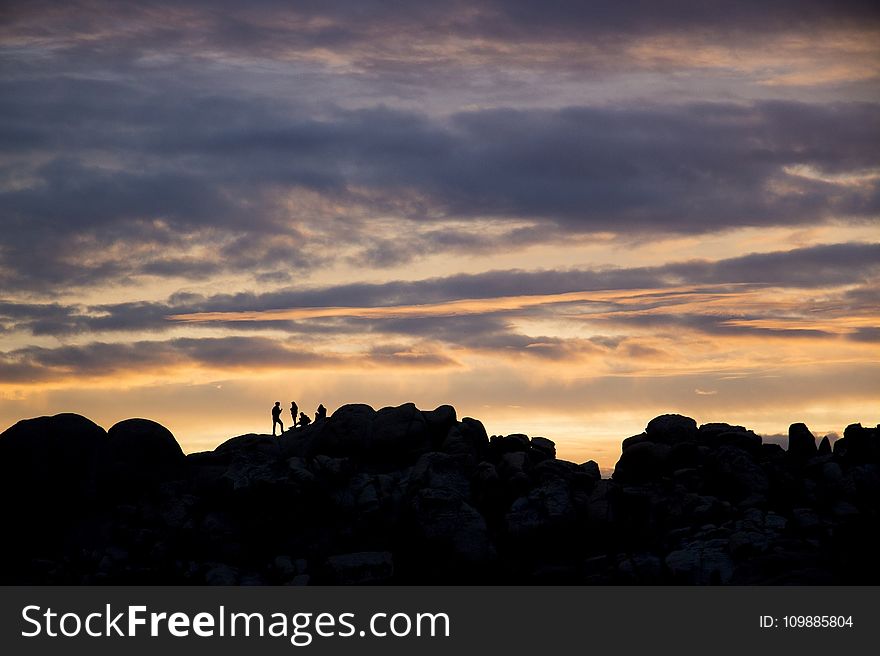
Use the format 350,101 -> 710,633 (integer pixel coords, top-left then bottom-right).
272,401 -> 284,436
290,401 -> 298,428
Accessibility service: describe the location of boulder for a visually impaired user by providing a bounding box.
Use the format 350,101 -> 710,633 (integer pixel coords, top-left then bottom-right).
0,413 -> 107,508
760,443 -> 785,461
621,433 -> 648,451
408,452 -> 470,498
530,436 -> 556,460
470,462 -> 504,512
326,551 -> 394,585
705,445 -> 769,504
729,530 -> 771,558
423,404 -> 457,426
787,423 -> 817,460
423,405 -> 457,444
308,404 -> 374,458
533,458 -> 577,483
205,563 -> 240,585
617,553 -> 664,583
646,414 -> 698,445
668,441 -> 702,470
215,433 -> 282,459
612,441 -> 670,483
712,431 -> 762,456
372,403 -> 430,459
350,473 -> 398,517
310,403 -> 431,463
506,479 -> 575,536
310,455 -> 351,482
699,423 -> 747,439
665,538 -> 733,584
441,419 -> 489,464
490,434 -> 531,455
410,489 -> 494,565
107,418 -> 185,468
579,460 -> 601,481
833,423 -> 880,464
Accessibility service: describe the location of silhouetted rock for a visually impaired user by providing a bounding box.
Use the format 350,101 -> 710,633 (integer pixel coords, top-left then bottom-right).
490,433 -> 530,456
309,403 -> 431,463
108,418 -> 185,467
646,414 -> 698,445
409,490 -> 494,569
702,426 -> 762,457
423,404 -> 457,440
612,441 -> 670,483
530,436 -> 556,461
705,445 -> 769,504
833,423 -> 880,464
205,563 -> 240,585
579,460 -> 601,481
666,539 -> 733,584
506,478 -> 575,536
788,423 -> 817,460
621,433 -> 648,450
408,452 -> 470,498
0,413 -> 107,506
374,403 -> 430,458
326,551 -> 394,585
1,407 -> 879,585
441,417 -> 489,464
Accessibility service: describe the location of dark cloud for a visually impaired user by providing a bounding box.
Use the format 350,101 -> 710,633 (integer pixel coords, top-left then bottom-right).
0,335 -> 457,383
589,312 -> 836,340
355,314 -> 601,359
2,52 -> 878,290
167,241 -> 880,310
1,241 -> 876,336
657,242 -> 880,288
1,1 -> 877,290
847,327 -> 880,342
5,1 -> 878,64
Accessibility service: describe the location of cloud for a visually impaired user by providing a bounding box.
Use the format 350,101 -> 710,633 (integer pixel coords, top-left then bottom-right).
167,240 -> 879,314
847,326 -> 880,342
2,241 -> 876,339
5,2 -> 878,64
2,62 -> 878,290
0,335 -> 458,384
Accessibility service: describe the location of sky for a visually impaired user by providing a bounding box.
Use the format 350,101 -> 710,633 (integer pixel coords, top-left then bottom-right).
1,0 -> 878,472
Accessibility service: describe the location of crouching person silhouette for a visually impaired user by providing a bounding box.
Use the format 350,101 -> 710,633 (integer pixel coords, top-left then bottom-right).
299,412 -> 311,428
272,401 -> 284,436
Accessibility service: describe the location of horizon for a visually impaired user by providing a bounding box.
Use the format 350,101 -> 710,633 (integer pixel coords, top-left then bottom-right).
0,392 -> 863,476
1,1 -> 878,473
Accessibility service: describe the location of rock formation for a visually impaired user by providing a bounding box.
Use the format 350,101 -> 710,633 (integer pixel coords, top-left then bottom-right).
0,406 -> 877,585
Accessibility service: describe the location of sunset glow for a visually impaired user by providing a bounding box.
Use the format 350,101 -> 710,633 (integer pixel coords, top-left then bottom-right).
1,1 -> 878,473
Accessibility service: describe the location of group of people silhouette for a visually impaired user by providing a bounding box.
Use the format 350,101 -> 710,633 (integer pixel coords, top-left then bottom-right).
271,401 -> 327,436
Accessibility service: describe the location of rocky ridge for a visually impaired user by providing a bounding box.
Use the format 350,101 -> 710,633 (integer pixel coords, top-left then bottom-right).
0,404 -> 878,584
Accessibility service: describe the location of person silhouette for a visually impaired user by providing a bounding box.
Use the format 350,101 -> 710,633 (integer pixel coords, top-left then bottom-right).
298,411 -> 311,428
272,401 -> 284,436
290,401 -> 298,427
315,403 -> 327,421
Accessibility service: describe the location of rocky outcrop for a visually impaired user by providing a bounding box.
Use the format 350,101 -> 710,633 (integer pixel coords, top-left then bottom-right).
108,418 -> 185,467
0,413 -> 107,507
787,422 -> 817,461
0,407 -> 878,585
